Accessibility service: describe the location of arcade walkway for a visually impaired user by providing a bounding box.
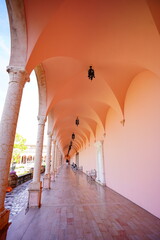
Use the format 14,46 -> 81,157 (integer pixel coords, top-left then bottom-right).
6,166 -> 160,240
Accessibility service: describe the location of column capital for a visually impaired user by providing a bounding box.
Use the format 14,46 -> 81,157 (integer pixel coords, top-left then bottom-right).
6,66 -> 30,84
47,131 -> 53,138
94,140 -> 103,148
37,115 -> 46,125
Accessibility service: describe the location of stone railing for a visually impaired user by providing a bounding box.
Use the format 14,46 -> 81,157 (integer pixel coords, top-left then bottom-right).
17,173 -> 33,186
8,166 -> 45,189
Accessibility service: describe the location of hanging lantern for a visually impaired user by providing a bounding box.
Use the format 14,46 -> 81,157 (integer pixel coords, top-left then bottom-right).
88,66 -> 95,81
75,117 -> 79,126
72,133 -> 75,140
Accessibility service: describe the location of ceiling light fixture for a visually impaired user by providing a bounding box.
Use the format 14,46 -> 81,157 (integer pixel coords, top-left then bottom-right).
75,117 -> 79,126
88,66 -> 95,81
72,133 -> 75,140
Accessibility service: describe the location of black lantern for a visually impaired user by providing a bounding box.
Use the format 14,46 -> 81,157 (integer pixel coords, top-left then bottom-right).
75,117 -> 79,126
72,133 -> 75,140
88,66 -> 95,80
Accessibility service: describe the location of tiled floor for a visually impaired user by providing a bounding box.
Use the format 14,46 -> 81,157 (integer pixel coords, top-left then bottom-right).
6,165 -> 160,240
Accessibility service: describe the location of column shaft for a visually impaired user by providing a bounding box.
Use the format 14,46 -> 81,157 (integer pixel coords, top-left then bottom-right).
33,116 -> 46,183
54,145 -> 58,178
43,133 -> 52,189
0,67 -> 27,229
45,133 -> 52,175
50,140 -> 55,181
50,140 -> 55,172
28,116 -> 46,207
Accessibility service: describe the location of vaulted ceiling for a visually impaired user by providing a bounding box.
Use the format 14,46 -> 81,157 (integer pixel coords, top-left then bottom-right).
6,0 -> 160,156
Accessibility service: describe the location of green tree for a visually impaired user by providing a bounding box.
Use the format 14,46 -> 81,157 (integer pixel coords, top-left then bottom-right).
12,133 -> 27,164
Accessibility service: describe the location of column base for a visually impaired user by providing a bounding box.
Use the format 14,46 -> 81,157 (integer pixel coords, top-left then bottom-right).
43,174 -> 51,189
96,179 -> 106,186
0,208 -> 10,240
28,181 -> 42,207
50,172 -> 55,181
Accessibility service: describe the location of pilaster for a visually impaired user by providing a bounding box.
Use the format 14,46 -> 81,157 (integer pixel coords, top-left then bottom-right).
94,140 -> 106,186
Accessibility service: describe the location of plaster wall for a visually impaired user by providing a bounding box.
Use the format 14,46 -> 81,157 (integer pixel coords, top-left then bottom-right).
104,73 -> 160,218
79,72 -> 160,218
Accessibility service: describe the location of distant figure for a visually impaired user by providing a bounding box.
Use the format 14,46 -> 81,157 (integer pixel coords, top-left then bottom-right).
71,162 -> 75,168
71,162 -> 78,170
88,66 -> 95,80
74,164 -> 77,170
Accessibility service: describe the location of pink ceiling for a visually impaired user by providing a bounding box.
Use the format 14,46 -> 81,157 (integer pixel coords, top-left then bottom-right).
23,0 -> 160,156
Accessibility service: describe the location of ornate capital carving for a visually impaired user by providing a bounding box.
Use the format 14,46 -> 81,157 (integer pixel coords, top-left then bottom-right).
37,115 -> 46,125
94,140 -> 103,148
6,66 -> 30,85
6,66 -> 25,74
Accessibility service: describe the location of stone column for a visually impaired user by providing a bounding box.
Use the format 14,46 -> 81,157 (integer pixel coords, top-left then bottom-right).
0,66 -> 28,231
56,149 -> 62,175
57,149 -> 60,175
50,139 -> 55,181
43,132 -> 52,189
54,144 -> 58,178
28,115 -> 46,207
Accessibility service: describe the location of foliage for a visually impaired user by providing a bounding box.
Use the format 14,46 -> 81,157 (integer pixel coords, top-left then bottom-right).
9,171 -> 16,175
12,133 -> 27,164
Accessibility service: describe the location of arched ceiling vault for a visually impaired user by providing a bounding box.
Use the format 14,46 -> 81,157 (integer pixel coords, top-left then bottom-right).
6,0 -> 27,66
54,124 -> 89,145
55,128 -> 85,148
52,116 -> 95,140
6,0 -> 160,156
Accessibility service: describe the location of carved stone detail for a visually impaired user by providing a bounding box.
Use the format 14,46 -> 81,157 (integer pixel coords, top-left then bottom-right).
37,115 -> 46,125
7,66 -> 30,85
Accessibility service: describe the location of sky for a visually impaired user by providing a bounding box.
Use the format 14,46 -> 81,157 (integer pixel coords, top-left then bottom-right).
0,0 -> 46,145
